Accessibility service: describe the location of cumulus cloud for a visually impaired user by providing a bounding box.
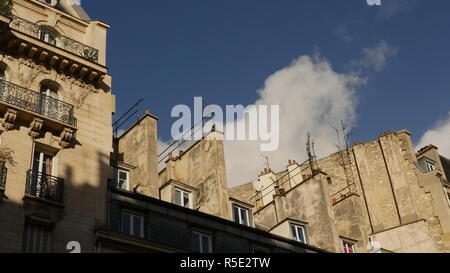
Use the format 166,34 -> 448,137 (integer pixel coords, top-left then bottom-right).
416,114 -> 450,158
351,40 -> 397,72
224,55 -> 365,187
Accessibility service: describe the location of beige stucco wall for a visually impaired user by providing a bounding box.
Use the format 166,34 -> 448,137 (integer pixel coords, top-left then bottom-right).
158,132 -> 231,220
115,113 -> 159,198
372,220 -> 439,253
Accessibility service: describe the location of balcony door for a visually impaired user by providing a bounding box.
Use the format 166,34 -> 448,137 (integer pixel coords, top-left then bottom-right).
32,150 -> 54,197
39,85 -> 59,119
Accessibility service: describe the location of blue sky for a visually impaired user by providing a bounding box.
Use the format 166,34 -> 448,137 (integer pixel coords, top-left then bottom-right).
82,0 -> 450,184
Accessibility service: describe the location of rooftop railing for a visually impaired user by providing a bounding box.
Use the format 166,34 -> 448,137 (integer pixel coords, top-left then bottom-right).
5,13 -> 99,63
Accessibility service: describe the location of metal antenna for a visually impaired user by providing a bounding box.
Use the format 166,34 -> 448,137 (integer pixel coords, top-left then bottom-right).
261,154 -> 270,170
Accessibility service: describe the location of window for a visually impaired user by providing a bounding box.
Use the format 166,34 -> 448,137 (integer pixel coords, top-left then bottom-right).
426,161 -> 436,172
121,211 -> 144,238
117,169 -> 129,190
38,28 -> 56,45
233,205 -> 251,226
290,224 -> 307,244
0,69 -> 5,81
22,223 -> 50,253
174,188 -> 192,208
192,231 -> 212,253
342,240 -> 356,253
39,85 -> 59,100
33,150 -> 54,176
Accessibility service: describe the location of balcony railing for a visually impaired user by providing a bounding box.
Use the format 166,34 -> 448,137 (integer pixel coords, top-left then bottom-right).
0,161 -> 7,189
5,13 -> 99,63
0,79 -> 76,126
26,170 -> 64,204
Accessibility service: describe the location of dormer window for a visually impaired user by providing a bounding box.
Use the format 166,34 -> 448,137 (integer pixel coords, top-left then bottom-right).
232,205 -> 251,227
290,223 -> 307,244
426,161 -> 436,172
117,169 -> 130,190
174,188 -> 192,208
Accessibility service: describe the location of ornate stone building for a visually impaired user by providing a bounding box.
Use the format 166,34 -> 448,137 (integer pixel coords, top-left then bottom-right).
0,0 -> 115,252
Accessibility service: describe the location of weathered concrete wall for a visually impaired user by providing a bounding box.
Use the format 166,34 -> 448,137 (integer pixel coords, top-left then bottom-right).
158,132 -> 231,220
232,130 -> 450,252
116,113 -> 159,198
254,173 -> 341,252
228,182 -> 256,206
372,220 -> 439,253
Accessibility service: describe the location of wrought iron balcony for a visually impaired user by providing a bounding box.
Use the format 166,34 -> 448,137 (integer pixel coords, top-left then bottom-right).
26,170 -> 64,204
0,161 -> 7,190
6,14 -> 99,63
0,79 -> 76,126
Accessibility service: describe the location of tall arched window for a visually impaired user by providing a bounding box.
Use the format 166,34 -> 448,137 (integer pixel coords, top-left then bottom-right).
39,84 -> 59,100
38,81 -> 60,120
38,26 -> 57,46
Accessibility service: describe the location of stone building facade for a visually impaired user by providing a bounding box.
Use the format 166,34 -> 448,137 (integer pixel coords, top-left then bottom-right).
230,130 -> 450,253
0,0 -> 115,253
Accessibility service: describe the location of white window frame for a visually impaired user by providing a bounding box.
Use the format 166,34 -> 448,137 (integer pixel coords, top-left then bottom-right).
117,169 -> 130,191
232,204 -> 251,227
290,223 -> 307,244
120,211 -> 144,238
192,231 -> 212,253
174,187 -> 192,209
426,160 -> 436,172
342,240 -> 356,253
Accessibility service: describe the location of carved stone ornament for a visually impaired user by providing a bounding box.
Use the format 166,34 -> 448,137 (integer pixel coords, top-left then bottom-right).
28,117 -> 44,139
2,108 -> 17,130
59,127 -> 75,148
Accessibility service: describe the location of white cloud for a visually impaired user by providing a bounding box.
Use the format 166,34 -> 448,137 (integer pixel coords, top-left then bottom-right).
416,113 -> 450,158
224,55 -> 365,187
377,0 -> 416,19
351,40 -> 397,72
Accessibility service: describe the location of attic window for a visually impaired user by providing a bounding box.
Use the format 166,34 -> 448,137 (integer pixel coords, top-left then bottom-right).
426,161 -> 436,172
